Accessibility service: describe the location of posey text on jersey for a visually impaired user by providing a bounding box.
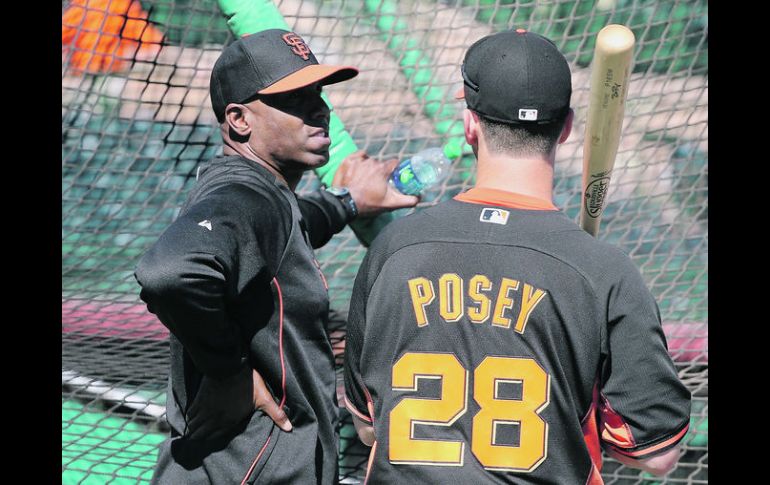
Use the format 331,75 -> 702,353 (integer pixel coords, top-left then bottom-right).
408,274 -> 548,332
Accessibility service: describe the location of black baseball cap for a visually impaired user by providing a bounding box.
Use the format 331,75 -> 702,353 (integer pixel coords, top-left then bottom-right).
456,29 -> 571,124
210,29 -> 359,121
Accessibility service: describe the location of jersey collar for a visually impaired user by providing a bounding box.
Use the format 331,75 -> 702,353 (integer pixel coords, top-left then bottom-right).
454,187 -> 558,211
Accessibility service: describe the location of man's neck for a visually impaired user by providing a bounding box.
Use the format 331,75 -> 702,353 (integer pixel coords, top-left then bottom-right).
222,144 -> 301,191
474,150 -> 555,201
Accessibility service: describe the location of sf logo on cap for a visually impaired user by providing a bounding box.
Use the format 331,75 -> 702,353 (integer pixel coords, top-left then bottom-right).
282,32 -> 311,60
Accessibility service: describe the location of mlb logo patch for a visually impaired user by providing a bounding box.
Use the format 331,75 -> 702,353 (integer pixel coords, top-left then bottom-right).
518,109 -> 538,121
480,208 -> 509,225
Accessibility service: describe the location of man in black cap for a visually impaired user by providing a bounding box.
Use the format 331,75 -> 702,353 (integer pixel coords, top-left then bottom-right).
344,29 -> 691,483
135,29 -> 417,484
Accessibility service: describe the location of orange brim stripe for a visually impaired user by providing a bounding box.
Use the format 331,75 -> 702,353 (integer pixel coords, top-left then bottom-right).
609,424 -> 690,458
259,64 -> 358,94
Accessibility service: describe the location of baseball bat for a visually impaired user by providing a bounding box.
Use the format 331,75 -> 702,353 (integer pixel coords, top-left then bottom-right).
579,24 -> 636,236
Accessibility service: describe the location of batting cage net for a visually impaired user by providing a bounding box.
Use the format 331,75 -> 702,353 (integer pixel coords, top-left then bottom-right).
62,0 -> 707,483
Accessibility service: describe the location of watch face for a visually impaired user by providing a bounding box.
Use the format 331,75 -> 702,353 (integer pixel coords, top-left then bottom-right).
327,186 -> 350,197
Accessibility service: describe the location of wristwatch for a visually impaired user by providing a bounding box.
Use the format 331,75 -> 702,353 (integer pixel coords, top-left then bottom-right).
324,186 -> 359,221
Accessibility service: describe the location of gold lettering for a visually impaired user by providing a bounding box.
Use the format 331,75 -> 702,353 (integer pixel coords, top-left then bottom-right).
408,277 -> 435,327
467,275 -> 492,324
439,274 -> 464,322
492,278 -> 519,328
514,284 -> 547,334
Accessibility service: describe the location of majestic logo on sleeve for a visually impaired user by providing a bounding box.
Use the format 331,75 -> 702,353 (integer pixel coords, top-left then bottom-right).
282,32 -> 312,60
197,220 -> 212,231
480,208 -> 509,225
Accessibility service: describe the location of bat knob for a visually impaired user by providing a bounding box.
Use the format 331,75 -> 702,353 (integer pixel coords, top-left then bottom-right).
597,25 -> 635,55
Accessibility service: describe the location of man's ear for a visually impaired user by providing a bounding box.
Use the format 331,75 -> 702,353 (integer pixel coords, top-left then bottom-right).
224,103 -> 252,138
558,108 -> 574,144
464,109 -> 480,147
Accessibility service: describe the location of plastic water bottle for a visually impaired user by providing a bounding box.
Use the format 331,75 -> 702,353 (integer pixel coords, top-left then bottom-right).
390,145 -> 459,195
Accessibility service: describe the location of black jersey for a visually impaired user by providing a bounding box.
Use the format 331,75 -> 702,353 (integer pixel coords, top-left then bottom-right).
344,188 -> 690,484
136,155 -> 350,484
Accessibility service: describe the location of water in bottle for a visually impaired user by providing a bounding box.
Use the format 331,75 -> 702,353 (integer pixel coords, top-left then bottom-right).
390,146 -> 456,195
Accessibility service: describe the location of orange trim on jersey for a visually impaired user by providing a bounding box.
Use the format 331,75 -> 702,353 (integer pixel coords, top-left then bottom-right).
364,440 -> 378,485
345,395 -> 373,423
609,424 -> 690,458
582,383 -> 603,474
598,393 -> 636,449
312,257 -> 329,290
586,463 -> 604,485
364,393 -> 377,485
363,386 -> 376,420
241,434 -> 273,485
273,278 -> 288,410
454,187 -> 558,210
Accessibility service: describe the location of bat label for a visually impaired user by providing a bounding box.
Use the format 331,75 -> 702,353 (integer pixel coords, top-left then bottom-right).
611,82 -> 622,99
584,176 -> 611,218
602,69 -> 614,108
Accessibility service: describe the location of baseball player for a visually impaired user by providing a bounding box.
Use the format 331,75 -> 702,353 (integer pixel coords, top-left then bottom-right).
344,29 -> 691,484
135,30 -> 417,484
